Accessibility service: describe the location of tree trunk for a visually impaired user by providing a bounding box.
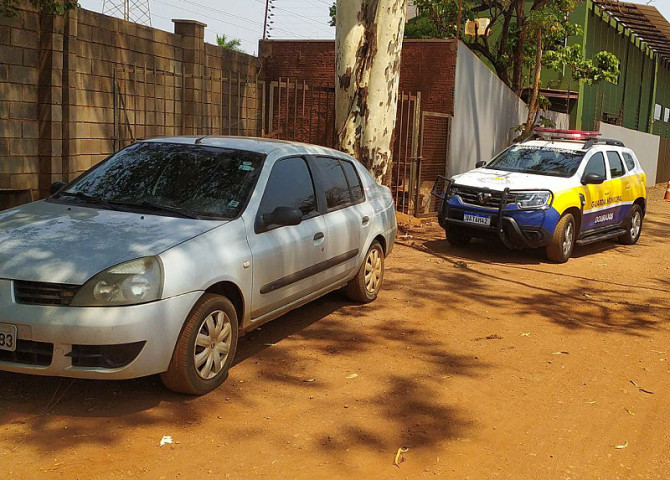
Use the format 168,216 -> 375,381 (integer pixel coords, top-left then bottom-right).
335,0 -> 407,185
522,29 -> 543,138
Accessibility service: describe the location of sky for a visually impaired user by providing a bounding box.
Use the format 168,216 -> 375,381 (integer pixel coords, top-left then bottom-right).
79,0 -> 335,55
79,0 -> 670,57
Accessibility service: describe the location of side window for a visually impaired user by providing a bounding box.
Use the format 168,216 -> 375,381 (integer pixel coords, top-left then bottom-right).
583,152 -> 606,178
623,152 -> 636,171
607,151 -> 625,178
316,157 -> 353,210
259,157 -> 317,220
340,160 -> 365,203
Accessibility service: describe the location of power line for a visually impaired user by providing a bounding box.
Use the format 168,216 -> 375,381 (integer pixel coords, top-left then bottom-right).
154,0 -> 308,38
251,0 -> 329,29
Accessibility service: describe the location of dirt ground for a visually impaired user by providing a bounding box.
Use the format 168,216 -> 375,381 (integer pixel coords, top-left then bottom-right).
1,185 -> 669,480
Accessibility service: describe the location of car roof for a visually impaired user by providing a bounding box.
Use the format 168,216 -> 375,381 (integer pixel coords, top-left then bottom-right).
141,136 -> 350,158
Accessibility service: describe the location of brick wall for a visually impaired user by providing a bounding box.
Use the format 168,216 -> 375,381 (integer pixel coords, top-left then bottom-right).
0,8 -> 261,204
259,39 -> 457,115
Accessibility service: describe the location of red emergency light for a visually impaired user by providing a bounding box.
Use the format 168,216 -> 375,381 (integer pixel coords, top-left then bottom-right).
534,128 -> 601,140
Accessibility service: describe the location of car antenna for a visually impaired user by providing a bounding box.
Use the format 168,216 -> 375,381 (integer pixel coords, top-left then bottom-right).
194,136 -> 209,145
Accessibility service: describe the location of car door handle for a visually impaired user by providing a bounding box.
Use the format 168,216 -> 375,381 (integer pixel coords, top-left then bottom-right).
625,184 -> 631,189
314,232 -> 324,241
604,190 -> 610,195
362,216 -> 370,225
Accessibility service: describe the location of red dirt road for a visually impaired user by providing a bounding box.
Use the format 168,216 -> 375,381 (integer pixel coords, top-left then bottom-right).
1,186 -> 669,479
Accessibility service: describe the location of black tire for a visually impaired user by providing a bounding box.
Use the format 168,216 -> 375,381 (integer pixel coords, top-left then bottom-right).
446,226 -> 471,246
546,213 -> 576,263
160,294 -> 239,395
345,241 -> 385,303
618,204 -> 643,245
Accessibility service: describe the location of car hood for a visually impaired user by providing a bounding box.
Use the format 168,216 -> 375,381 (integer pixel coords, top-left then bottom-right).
451,168 -> 574,192
0,200 -> 225,285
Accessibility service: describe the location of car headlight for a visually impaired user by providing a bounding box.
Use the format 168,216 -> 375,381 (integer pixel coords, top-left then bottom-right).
514,191 -> 552,209
71,257 -> 163,307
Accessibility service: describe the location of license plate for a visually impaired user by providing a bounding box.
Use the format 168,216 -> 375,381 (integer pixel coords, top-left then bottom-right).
0,324 -> 18,352
463,212 -> 491,226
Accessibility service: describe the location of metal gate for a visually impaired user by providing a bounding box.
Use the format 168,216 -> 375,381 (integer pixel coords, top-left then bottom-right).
112,66 -> 265,151
392,91 -> 422,215
416,112 -> 452,217
265,78 -> 336,147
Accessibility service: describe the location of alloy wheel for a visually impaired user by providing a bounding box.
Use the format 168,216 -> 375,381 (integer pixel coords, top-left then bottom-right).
193,310 -> 232,380
364,248 -> 383,294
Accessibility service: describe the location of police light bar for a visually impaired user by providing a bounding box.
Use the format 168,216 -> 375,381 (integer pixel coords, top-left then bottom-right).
534,128 -> 601,140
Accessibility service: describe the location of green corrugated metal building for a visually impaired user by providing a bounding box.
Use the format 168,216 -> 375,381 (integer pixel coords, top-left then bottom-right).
541,0 -> 670,139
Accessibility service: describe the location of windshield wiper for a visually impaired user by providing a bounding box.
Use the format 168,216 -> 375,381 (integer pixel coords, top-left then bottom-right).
58,191 -> 122,211
108,200 -> 201,219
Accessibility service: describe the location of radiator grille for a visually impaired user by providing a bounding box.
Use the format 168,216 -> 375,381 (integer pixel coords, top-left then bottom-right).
14,281 -> 80,306
451,186 -> 515,208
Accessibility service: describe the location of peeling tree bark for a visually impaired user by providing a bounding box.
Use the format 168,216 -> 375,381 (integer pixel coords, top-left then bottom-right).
335,0 -> 407,185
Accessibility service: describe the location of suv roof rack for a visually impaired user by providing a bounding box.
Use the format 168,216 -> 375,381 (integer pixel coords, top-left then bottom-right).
583,138 -> 625,149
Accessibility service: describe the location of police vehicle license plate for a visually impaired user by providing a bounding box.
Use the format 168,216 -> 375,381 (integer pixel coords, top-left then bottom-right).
463,212 -> 491,226
0,323 -> 17,352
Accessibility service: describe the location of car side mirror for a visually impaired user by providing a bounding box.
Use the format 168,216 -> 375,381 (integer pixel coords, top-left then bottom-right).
581,172 -> 606,185
50,181 -> 66,195
475,161 -> 487,168
262,206 -> 302,228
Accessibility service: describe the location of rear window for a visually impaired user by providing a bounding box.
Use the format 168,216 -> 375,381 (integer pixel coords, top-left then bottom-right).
340,160 -> 365,203
622,152 -> 636,171
486,145 -> 585,178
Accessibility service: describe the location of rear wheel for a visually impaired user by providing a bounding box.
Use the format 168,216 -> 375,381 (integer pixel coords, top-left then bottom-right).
345,241 -> 384,303
546,213 -> 576,263
160,294 -> 239,395
446,226 -> 471,246
618,204 -> 643,245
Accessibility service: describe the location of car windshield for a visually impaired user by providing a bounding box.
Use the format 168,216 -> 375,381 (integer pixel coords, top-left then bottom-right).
485,145 -> 585,178
55,142 -> 265,219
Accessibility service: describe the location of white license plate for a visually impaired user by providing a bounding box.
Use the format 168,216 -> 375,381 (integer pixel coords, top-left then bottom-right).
0,323 -> 17,352
463,212 -> 491,226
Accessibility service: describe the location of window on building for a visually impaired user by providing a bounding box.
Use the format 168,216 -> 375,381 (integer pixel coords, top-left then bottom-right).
664,107 -> 670,123
607,151 -> 625,178
654,104 -> 663,121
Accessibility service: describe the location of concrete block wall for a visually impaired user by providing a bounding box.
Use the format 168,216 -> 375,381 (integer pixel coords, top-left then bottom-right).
0,8 -> 40,195
0,7 -> 261,204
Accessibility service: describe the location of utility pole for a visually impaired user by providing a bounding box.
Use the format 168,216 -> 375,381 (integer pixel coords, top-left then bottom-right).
102,0 -> 152,26
263,0 -> 270,40
456,0 -> 463,41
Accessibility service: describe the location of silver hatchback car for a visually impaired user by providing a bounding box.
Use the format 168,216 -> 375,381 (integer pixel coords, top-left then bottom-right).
0,137 -> 396,394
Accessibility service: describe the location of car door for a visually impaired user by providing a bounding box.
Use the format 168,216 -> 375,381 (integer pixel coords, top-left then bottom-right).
580,151 -> 609,232
605,151 -> 627,226
311,156 -> 373,285
247,156 -> 327,320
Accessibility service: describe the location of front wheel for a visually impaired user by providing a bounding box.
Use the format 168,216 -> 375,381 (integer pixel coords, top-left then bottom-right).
345,241 -> 385,303
160,294 -> 239,395
618,204 -> 643,245
546,213 -> 576,263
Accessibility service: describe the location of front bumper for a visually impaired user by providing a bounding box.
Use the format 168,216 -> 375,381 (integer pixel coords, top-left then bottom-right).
0,278 -> 201,380
435,182 -> 559,249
